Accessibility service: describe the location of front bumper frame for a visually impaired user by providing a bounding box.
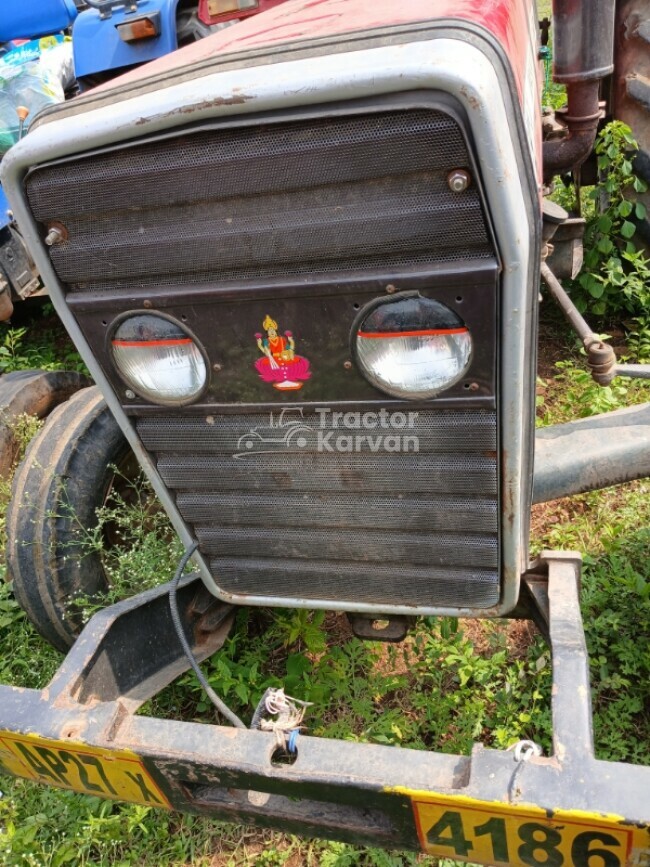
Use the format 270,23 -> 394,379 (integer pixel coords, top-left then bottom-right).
1,552 -> 649,860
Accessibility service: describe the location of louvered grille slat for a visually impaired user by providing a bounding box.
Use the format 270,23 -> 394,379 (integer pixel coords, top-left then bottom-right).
137,410 -> 496,453
209,558 -> 499,608
196,526 -> 497,569
25,108 -> 492,291
156,453 -> 497,496
138,409 -> 499,608
175,492 -> 498,533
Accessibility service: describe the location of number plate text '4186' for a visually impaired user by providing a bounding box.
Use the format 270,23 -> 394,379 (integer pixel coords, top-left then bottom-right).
388,788 -> 650,867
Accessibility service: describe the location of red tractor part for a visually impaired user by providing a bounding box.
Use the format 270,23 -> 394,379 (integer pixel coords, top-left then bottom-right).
198,0 -> 288,26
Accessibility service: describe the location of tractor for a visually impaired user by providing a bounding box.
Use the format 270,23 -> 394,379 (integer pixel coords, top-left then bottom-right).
0,1 -> 649,862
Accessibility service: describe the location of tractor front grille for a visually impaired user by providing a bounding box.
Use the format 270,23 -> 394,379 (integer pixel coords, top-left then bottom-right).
26,99 -> 501,613
137,409 -> 499,608
25,107 -> 492,293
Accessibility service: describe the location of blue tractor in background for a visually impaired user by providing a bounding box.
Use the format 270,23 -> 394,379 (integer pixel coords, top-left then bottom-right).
1,0 -> 216,83
0,0 -> 221,317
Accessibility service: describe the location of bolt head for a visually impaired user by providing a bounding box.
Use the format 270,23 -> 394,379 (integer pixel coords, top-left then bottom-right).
343,360 -> 353,370
125,390 -> 135,399
44,223 -> 67,246
448,169 -> 471,193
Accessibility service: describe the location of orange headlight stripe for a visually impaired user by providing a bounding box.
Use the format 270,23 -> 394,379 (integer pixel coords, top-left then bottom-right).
357,328 -> 468,339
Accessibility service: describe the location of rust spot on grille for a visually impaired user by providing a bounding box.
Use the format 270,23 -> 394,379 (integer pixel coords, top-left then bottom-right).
459,86 -> 480,111
135,94 -> 254,126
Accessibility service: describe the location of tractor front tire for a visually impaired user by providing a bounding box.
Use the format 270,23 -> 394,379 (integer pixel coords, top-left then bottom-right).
6,386 -> 131,651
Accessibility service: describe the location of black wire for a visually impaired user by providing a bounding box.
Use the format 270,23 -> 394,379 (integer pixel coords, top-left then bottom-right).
168,542 -> 246,729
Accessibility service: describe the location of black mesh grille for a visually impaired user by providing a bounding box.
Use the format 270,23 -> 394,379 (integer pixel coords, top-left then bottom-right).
28,105 -> 500,611
137,409 -> 499,608
25,108 -> 492,291
209,560 -> 499,608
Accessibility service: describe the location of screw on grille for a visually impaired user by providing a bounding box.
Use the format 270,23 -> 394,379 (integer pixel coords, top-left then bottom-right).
447,169 -> 471,193
386,284 -> 397,294
125,390 -> 135,399
44,223 -> 67,246
343,361 -> 353,370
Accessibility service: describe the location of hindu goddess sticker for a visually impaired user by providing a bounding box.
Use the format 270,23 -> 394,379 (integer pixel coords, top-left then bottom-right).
254,315 -> 311,391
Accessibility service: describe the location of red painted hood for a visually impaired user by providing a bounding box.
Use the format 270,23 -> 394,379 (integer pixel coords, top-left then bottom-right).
99,0 -> 533,97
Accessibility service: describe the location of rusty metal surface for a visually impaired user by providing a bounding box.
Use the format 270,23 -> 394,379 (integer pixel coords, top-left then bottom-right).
1,554 -> 649,856
544,216 -> 585,280
543,0 -> 615,178
0,369 -> 90,477
347,614 -> 415,642
543,81 -> 603,179
0,226 -> 40,300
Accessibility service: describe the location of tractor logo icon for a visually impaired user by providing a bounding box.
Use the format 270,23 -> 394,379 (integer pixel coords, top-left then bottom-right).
234,408 -> 314,458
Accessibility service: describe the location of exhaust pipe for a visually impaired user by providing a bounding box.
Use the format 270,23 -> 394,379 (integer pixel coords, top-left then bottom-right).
543,0 -> 616,178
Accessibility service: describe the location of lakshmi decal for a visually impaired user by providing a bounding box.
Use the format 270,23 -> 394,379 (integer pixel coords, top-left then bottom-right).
254,315 -> 311,391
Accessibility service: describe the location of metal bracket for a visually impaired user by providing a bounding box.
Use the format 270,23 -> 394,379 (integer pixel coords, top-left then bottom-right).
346,613 -> 414,642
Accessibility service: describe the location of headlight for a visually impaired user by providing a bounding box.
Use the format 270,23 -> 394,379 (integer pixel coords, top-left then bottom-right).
111,313 -> 207,405
354,294 -> 472,399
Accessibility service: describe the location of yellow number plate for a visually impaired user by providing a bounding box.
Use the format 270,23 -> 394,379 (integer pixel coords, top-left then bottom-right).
0,730 -> 170,808
389,788 -> 650,867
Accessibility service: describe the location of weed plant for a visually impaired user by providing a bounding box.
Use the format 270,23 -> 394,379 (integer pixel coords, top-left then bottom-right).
0,322 -> 85,375
550,122 -> 650,357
